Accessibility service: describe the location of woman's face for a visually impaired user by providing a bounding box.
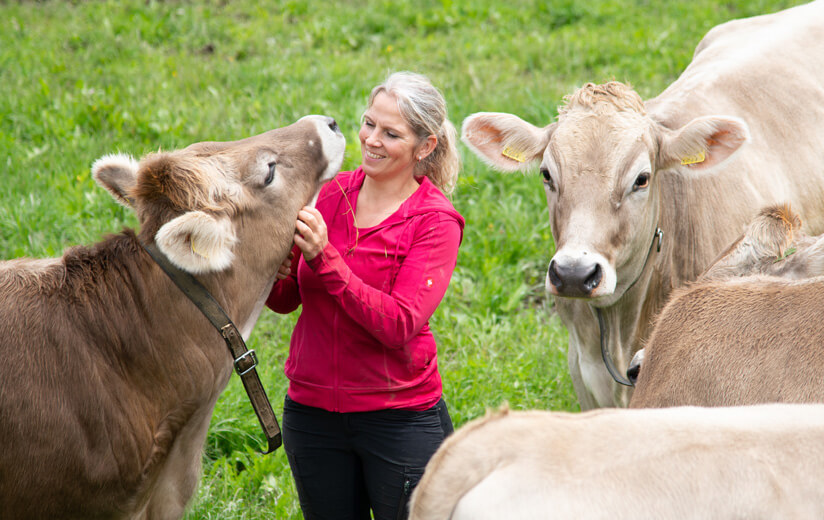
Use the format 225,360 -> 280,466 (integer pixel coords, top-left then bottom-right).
359,91 -> 424,182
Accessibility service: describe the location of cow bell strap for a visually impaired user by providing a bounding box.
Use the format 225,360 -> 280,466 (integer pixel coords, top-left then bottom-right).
595,307 -> 634,387
142,242 -> 282,453
592,227 -> 663,388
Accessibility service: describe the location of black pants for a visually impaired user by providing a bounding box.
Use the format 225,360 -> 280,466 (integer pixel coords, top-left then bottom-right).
282,395 -> 453,520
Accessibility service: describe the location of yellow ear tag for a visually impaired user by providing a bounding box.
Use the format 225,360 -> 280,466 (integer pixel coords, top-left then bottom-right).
681,150 -> 706,166
191,240 -> 210,259
502,145 -> 526,163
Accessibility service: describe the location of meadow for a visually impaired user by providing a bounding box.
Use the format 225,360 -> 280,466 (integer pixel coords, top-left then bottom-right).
0,0 -> 805,517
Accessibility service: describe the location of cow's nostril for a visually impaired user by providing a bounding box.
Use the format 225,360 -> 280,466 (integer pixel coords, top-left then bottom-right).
548,260 -> 562,290
583,264 -> 602,292
627,362 -> 640,385
328,119 -> 339,133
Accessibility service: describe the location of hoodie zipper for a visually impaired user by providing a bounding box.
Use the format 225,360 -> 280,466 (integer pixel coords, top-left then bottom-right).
333,309 -> 340,411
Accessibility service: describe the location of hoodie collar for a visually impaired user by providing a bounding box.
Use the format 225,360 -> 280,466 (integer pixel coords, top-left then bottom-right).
341,167 -> 464,230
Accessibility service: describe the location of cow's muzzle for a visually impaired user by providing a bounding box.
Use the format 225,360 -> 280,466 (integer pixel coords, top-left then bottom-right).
547,257 -> 603,297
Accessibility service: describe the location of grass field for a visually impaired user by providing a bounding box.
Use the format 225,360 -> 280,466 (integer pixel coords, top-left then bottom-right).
0,0 -> 805,517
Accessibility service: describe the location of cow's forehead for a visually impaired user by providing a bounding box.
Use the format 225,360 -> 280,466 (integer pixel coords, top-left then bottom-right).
183,118 -> 321,158
136,119 -> 327,215
173,119 -> 327,191
549,109 -> 652,176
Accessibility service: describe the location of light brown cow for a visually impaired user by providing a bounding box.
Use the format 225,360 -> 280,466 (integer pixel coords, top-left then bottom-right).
628,272 -> 824,407
0,116 -> 344,519
628,206 -> 824,407
409,404 -> 824,519
462,1 -> 824,408
627,203 -> 824,384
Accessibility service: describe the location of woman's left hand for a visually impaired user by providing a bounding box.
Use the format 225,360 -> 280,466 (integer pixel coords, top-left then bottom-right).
275,250 -> 294,280
294,206 -> 328,261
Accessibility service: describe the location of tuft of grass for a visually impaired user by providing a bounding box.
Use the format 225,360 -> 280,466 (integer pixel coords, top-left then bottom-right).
0,0 -> 804,517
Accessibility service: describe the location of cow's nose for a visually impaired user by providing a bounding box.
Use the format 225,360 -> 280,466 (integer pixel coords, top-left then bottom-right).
327,118 -> 340,134
626,361 -> 640,385
548,259 -> 603,297
627,348 -> 644,385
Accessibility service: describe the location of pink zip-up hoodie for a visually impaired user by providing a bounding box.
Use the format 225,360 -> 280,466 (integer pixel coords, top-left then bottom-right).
266,167 -> 464,413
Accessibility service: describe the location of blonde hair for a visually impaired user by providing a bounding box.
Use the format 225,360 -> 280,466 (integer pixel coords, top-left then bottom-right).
560,81 -> 646,116
367,71 -> 460,195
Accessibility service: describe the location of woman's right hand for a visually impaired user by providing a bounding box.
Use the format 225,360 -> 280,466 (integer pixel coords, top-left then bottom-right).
276,250 -> 294,280
294,206 -> 329,261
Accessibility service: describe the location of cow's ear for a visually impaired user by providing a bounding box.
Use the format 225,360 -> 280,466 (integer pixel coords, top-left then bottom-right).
658,116 -> 750,172
462,112 -> 554,172
92,154 -> 139,208
155,211 -> 237,274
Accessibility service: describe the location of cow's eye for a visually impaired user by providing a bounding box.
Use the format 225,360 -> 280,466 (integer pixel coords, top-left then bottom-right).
540,168 -> 556,191
633,172 -> 650,191
265,162 -> 276,185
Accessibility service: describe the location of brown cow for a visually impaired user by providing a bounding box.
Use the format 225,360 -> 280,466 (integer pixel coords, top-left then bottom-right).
0,116 -> 344,519
409,404 -> 824,519
462,1 -> 824,408
628,203 -> 824,406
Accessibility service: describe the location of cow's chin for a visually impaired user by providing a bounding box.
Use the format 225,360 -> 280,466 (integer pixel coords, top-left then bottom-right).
307,191 -> 319,209
590,272 -> 649,308
584,290 -> 624,308
306,176 -> 340,209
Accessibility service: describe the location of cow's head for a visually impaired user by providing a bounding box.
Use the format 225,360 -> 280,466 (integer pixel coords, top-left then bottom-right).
700,203 -> 824,281
462,82 -> 749,305
91,115 -> 344,275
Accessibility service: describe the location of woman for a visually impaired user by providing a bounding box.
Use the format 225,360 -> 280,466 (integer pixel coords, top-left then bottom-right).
266,71 -> 464,520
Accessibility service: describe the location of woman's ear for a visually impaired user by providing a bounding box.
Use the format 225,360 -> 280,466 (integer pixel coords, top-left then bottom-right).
417,135 -> 438,161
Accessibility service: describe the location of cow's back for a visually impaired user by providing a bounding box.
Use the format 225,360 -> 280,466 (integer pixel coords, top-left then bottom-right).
651,0 -> 824,233
0,237 -> 191,519
631,276 -> 824,408
655,1 -> 824,121
411,405 -> 824,519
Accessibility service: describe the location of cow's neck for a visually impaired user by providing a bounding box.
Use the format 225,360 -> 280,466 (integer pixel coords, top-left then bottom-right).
593,170 -> 744,405
177,261 -> 277,342
65,225 -> 284,509
36,231 -> 241,500
589,224 -> 662,390
197,215 -> 294,341
66,231 -> 270,399
594,255 -> 663,406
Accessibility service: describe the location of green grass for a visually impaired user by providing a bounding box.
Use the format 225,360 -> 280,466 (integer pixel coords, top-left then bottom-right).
0,0 -> 805,517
